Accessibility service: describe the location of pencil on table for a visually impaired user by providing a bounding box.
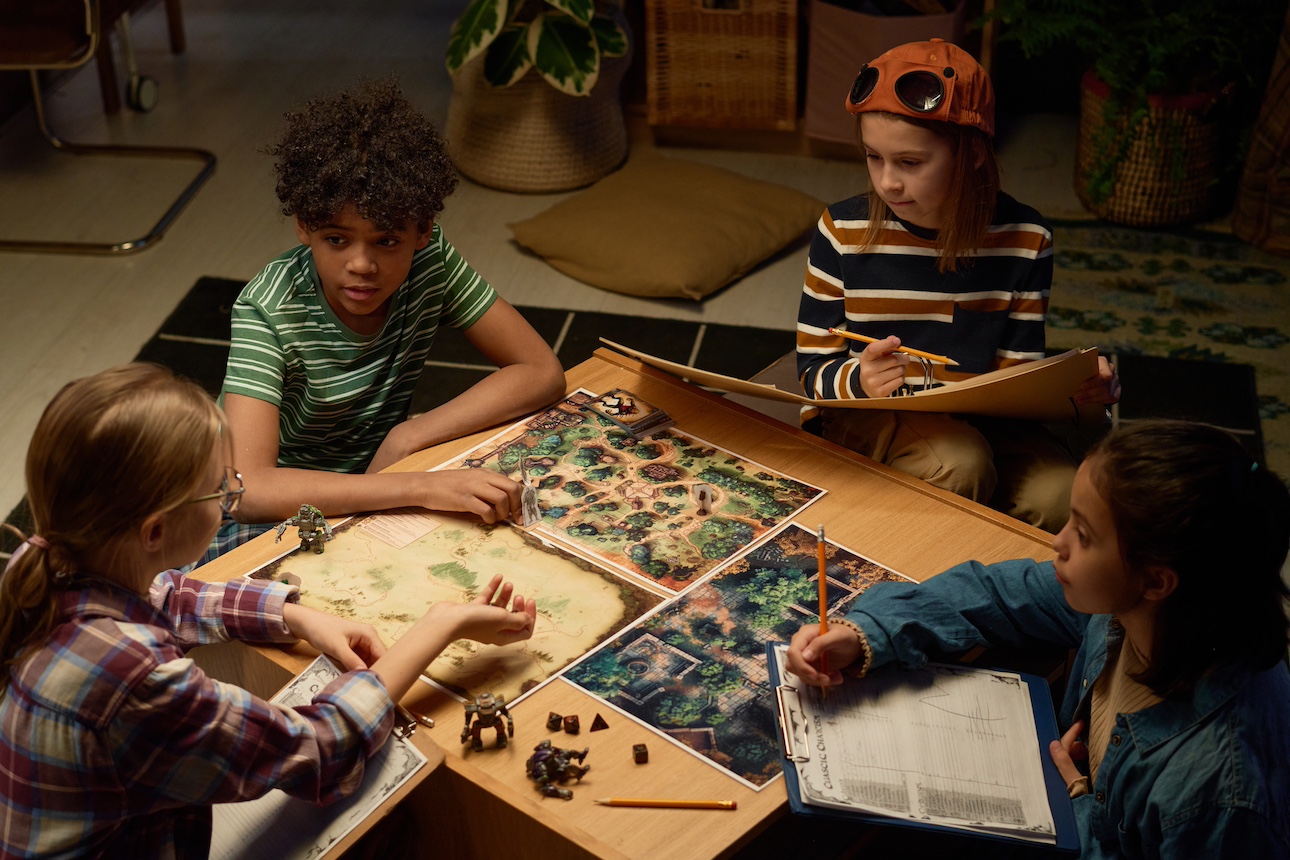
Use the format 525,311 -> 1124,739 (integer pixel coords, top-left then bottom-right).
593,798 -> 737,810
817,524 -> 829,698
827,328 -> 960,367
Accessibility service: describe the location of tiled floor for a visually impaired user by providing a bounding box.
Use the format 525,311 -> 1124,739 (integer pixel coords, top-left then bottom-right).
0,0 -> 1092,525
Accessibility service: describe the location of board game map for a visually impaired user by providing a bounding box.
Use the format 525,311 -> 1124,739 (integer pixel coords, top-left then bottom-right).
249,508 -> 664,703
438,392 -> 824,592
563,523 -> 916,789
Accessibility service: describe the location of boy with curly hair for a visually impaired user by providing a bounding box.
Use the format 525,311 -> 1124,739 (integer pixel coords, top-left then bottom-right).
207,79 -> 565,560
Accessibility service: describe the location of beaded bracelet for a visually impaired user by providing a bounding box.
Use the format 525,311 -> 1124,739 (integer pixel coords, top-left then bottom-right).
827,616 -> 873,679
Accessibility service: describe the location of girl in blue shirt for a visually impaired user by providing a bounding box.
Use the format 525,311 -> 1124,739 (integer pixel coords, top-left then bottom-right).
788,420 -> 1290,858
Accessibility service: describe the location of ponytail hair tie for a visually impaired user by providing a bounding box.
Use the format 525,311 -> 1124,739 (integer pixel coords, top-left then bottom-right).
1251,462 -> 1259,473
2,534 -> 51,578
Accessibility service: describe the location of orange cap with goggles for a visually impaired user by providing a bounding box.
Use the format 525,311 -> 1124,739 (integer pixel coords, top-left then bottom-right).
844,38 -> 995,138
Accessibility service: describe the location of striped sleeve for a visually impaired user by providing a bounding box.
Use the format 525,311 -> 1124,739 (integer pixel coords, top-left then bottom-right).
797,209 -> 866,404
989,219 -> 1053,367
222,262 -> 294,407
432,227 -> 497,330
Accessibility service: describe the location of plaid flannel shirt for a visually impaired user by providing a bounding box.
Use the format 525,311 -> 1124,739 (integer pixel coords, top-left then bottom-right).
0,572 -> 395,859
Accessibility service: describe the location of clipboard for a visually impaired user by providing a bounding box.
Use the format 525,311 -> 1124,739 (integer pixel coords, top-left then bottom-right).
767,642 -> 1080,855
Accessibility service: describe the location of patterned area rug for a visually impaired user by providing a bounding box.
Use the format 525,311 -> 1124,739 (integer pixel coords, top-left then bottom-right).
1046,224 -> 1290,479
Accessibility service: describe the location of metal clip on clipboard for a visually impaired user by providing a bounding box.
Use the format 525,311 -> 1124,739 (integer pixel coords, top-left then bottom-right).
774,683 -> 812,763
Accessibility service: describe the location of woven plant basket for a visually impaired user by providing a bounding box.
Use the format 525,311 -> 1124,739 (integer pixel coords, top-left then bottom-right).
1075,71 -> 1225,227
1232,3 -> 1290,255
444,17 -> 631,194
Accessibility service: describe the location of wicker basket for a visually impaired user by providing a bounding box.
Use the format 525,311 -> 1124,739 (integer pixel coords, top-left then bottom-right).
1075,71 -> 1225,227
444,12 -> 631,194
645,0 -> 797,131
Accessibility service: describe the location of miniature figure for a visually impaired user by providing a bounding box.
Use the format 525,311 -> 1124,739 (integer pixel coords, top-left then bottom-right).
274,503 -> 333,553
520,460 -> 541,527
461,691 -> 513,752
546,711 -> 564,732
693,483 -> 714,515
562,714 -> 580,734
526,740 -> 590,799
633,743 -> 649,764
590,713 -> 609,732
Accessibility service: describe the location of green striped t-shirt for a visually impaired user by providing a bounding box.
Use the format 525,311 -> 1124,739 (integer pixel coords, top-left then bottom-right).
221,224 -> 496,473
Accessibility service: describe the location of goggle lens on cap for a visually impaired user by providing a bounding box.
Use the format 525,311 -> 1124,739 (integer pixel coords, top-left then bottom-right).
848,66 -> 948,114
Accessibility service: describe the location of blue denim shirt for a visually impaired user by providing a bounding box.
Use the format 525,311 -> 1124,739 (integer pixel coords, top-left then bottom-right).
847,558 -> 1290,859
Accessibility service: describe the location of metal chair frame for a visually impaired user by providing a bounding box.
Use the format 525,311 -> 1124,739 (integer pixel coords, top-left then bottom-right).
0,0 -> 216,254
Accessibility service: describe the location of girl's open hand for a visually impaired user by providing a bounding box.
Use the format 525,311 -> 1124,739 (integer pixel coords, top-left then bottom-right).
858,336 -> 911,398
449,574 -> 537,646
282,602 -> 387,671
786,622 -> 864,686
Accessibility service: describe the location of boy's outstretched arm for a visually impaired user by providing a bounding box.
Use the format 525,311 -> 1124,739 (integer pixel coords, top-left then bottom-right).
366,298 -> 566,474
224,393 -> 523,524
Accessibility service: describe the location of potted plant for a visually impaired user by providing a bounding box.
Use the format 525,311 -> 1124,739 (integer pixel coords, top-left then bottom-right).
984,0 -> 1284,227
443,0 -> 633,192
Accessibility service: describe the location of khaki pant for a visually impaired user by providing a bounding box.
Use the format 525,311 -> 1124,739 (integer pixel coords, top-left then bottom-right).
819,409 -> 1077,532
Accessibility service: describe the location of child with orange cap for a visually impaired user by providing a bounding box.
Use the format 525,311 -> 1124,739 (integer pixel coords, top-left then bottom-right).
796,39 -> 1120,531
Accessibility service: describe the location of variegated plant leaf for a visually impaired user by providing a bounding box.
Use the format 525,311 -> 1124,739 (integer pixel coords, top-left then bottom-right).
528,12 -> 600,96
483,25 -> 533,87
445,0 -> 510,74
589,14 -> 627,57
543,0 -> 595,25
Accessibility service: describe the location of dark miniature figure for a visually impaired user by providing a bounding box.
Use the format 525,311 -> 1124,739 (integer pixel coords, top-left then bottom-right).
461,691 -> 513,752
526,740 -> 590,800
546,711 -> 564,732
274,503 -> 333,554
633,743 -> 649,764
563,714 -> 580,734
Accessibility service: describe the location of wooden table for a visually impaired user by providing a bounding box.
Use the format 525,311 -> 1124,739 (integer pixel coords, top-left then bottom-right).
192,347 -> 1059,860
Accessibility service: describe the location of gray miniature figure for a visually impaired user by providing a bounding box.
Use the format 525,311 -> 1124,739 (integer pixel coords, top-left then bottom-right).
461,691 -> 513,752
274,503 -> 333,554
520,460 -> 541,527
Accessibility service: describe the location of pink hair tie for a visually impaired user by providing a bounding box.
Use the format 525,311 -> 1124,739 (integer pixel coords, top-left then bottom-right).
27,536 -> 50,551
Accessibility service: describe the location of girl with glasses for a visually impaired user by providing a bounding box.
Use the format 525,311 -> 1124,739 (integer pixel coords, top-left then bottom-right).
796,39 -> 1121,532
0,362 -> 536,858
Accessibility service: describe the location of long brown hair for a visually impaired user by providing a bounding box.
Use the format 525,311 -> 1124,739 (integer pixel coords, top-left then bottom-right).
1086,420 -> 1290,697
0,364 -> 223,692
856,113 -> 1001,274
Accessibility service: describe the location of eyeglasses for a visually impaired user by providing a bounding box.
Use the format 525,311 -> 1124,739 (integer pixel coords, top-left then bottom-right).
186,467 -> 244,515
848,65 -> 949,114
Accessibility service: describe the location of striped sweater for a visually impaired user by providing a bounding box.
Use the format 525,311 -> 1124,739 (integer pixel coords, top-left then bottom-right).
222,224 -> 496,473
796,192 -> 1053,421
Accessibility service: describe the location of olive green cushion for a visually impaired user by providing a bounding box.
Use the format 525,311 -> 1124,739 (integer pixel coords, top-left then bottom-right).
506,155 -> 824,300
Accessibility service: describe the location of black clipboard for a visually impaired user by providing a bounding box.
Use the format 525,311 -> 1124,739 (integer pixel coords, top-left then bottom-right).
767,642 -> 1080,855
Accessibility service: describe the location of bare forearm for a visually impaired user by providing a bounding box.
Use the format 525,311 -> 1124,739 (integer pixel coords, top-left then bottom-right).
368,607 -> 459,702
234,466 -> 430,523
397,360 -> 566,452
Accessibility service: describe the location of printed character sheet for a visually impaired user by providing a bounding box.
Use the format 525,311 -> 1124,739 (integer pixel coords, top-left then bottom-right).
773,646 -> 1056,843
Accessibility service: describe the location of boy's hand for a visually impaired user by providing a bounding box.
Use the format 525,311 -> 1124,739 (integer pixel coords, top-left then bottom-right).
786,622 -> 864,686
1073,356 -> 1121,405
282,603 -> 387,671
858,336 -> 911,398
421,469 -> 523,524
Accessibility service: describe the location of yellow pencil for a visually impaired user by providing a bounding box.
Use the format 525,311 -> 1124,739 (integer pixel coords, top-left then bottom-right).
827,328 -> 960,366
593,798 -> 737,810
817,525 -> 829,698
